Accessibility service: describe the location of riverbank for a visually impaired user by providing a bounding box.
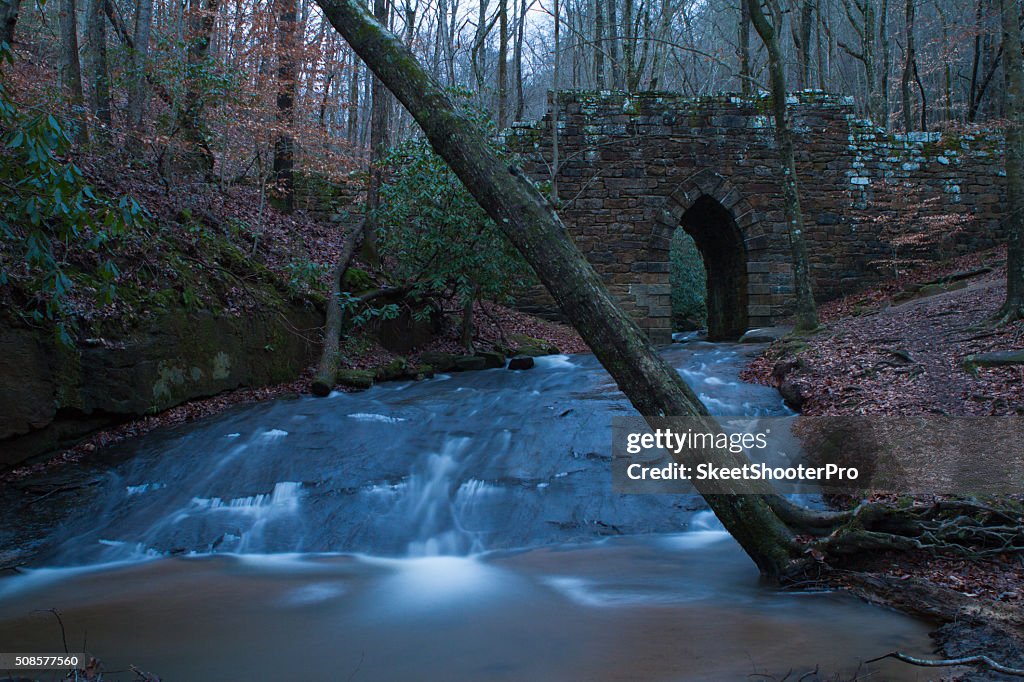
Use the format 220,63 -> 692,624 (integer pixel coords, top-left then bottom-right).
742,248 -> 1024,679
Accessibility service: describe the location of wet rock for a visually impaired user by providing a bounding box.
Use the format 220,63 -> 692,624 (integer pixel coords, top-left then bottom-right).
475,350 -> 506,369
454,355 -> 487,371
778,378 -> 807,411
336,369 -> 375,390
739,326 -> 792,343
507,355 -> 535,370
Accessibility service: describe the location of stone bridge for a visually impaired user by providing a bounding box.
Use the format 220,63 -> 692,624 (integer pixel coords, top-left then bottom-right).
508,92 -> 1005,343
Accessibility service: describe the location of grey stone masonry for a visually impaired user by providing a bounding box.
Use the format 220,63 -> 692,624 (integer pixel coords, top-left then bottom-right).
507,91 -> 1005,343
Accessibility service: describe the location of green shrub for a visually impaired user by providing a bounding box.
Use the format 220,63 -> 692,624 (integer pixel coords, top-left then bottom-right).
670,228 -> 707,328
372,92 -> 534,311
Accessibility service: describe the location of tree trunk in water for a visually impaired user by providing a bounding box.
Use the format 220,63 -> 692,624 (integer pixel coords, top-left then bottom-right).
900,0 -> 915,131
127,0 -> 153,134
313,0 -> 806,581
59,0 -> 87,141
998,0 -> 1024,321
746,0 -> 819,333
273,0 -> 299,212
86,0 -> 111,142
312,221 -> 366,397
0,0 -> 21,45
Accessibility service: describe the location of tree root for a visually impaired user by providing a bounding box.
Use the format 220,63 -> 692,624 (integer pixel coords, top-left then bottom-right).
820,499 -> 1024,559
867,651 -> 1024,677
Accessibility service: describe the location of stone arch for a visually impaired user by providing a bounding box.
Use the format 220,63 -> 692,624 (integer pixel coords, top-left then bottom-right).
656,170 -> 765,341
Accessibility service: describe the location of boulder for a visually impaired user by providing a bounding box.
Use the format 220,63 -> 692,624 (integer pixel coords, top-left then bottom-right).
739,326 -> 792,344
475,350 -> 505,369
374,357 -> 408,382
454,355 -> 487,371
778,378 -> 807,411
336,369 -> 375,390
513,346 -> 549,357
508,334 -> 560,355
418,351 -> 457,372
507,355 -> 535,370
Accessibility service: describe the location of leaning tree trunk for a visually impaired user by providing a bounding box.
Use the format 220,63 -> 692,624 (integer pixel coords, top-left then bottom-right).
313,0 -> 806,581
997,0 -> 1024,321
746,0 -> 819,333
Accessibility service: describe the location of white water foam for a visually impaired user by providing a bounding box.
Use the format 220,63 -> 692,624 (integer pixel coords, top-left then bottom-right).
347,413 -> 407,424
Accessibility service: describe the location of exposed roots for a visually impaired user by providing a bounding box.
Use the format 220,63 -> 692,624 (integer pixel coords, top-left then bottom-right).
867,651 -> 1024,677
820,499 -> 1024,559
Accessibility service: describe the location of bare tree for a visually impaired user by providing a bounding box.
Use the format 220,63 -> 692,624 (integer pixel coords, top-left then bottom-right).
59,0 -> 86,141
273,0 -> 300,211
996,0 -> 1024,321
86,0 -> 112,142
746,0 -> 819,332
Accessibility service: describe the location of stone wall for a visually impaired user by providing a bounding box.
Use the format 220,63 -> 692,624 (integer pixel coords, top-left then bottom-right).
508,91 -> 1006,342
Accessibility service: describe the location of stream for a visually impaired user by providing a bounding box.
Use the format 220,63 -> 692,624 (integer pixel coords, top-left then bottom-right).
0,340 -> 933,680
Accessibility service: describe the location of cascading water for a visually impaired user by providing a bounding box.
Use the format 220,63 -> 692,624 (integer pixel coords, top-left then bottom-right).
0,340 -> 934,680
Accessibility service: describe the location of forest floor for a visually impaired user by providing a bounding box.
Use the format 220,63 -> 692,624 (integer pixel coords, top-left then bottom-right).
743,248 -> 1024,680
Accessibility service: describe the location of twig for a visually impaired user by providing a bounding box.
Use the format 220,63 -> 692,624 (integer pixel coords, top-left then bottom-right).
866,651 -> 1024,676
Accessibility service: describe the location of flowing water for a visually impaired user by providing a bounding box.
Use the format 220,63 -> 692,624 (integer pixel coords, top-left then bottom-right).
0,341 -> 933,680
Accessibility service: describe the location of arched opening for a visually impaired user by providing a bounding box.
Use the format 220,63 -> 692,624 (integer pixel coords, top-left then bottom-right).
676,195 -> 748,341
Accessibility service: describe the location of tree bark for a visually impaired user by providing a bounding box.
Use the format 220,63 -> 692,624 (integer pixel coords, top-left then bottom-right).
793,0 -> 814,89
900,0 -> 915,131
346,50 -> 360,145
313,0 -> 806,581
312,221 -> 366,397
746,0 -> 819,333
997,0 -> 1024,321
738,0 -> 752,96
273,0 -> 300,212
59,0 -> 87,141
594,0 -> 605,88
172,0 -> 218,175
0,0 -> 21,45
86,0 -> 111,142
497,0 -> 508,128
362,0 -> 390,266
127,0 -> 153,133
